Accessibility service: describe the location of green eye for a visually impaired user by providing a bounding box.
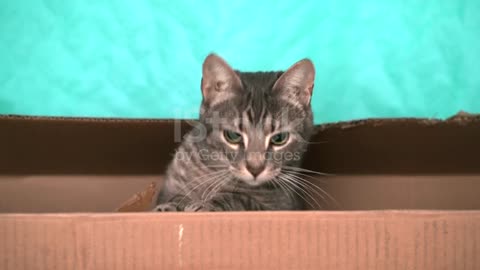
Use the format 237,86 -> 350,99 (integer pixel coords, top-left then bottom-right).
224,130 -> 243,144
270,132 -> 289,146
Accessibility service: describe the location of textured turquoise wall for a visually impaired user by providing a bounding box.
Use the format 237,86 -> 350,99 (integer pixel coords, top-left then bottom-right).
1,1 -> 479,123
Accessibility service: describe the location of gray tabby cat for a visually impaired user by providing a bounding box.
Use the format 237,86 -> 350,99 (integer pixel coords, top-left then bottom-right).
155,53 -> 316,212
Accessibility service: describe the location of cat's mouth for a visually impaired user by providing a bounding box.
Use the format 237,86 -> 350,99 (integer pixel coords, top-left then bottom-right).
230,166 -> 280,187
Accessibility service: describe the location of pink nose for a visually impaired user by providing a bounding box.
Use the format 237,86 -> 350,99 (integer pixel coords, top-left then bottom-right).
246,163 -> 265,177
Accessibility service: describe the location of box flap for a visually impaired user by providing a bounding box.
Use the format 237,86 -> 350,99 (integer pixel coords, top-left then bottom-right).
0,211 -> 478,270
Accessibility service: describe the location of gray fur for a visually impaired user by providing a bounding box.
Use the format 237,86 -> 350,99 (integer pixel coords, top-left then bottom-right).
155,54 -> 315,212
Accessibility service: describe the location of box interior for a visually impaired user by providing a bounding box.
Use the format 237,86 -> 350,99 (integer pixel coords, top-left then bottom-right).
1,113 -> 479,213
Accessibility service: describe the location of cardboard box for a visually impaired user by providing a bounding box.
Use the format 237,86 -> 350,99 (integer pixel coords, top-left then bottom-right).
1,112 -> 479,269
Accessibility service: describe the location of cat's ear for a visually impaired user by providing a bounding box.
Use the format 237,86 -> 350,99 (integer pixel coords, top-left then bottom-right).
272,58 -> 315,106
201,53 -> 242,105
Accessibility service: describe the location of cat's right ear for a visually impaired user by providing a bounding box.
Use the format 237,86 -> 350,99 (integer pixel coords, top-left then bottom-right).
201,54 -> 242,106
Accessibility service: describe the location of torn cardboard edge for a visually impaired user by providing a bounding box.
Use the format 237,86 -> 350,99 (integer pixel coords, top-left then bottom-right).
315,110 -> 480,131
116,182 -> 158,212
1,110 -> 478,123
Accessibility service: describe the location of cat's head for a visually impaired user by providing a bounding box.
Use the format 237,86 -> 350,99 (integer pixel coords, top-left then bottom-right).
198,53 -> 315,186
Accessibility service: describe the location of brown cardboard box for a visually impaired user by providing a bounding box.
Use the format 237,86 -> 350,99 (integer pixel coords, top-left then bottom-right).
0,113 -> 479,270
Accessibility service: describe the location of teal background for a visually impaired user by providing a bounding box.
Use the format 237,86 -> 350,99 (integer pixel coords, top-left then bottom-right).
1,1 -> 479,124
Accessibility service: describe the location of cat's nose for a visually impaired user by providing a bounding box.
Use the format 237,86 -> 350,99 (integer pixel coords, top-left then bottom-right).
246,163 -> 266,178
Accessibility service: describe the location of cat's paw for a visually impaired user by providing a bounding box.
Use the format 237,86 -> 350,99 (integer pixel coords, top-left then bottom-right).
184,202 -> 207,212
153,203 -> 178,212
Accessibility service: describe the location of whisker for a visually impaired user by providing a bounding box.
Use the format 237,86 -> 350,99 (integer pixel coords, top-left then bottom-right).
187,169 -> 228,187
302,140 -> 330,145
284,173 -> 329,206
283,166 -> 334,176
273,177 -> 293,201
278,175 -> 316,209
281,174 -> 323,209
180,169 -> 227,195
200,173 -> 229,202
284,172 -> 341,209
282,169 -> 328,183
178,170 -> 229,205
270,178 -> 281,193
203,175 -> 231,203
275,176 -> 296,202
178,180 -> 214,206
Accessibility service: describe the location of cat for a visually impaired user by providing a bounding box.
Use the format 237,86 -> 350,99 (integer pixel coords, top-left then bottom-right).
154,53 -> 316,212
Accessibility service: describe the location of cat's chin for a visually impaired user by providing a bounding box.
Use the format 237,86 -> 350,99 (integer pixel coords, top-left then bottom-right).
235,175 -> 276,187
239,179 -> 270,187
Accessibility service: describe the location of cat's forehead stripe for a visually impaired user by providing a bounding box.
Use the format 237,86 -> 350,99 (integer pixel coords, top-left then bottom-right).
247,107 -> 255,123
259,101 -> 267,125
263,114 -> 273,133
241,110 -> 252,131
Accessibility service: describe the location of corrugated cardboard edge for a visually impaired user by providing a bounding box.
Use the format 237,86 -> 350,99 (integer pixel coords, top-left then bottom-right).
0,211 -> 478,270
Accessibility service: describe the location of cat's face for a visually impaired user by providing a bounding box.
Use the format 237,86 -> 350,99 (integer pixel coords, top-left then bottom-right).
198,54 -> 315,186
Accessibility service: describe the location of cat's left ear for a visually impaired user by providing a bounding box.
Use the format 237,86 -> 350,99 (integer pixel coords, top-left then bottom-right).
272,58 -> 315,105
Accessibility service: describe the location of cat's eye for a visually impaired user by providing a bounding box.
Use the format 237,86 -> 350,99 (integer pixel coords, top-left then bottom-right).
224,130 -> 243,144
270,132 -> 289,146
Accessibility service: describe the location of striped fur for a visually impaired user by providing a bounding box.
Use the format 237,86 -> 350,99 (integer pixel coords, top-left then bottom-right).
155,54 -> 315,211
